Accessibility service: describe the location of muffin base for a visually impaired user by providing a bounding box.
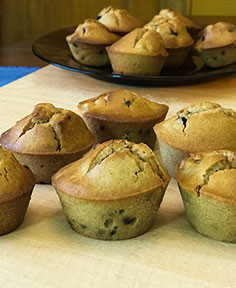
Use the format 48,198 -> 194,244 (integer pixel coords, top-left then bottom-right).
83,116 -> 157,149
107,50 -> 167,76
197,44 -> 236,68
56,187 -> 165,240
0,193 -> 32,235
179,186 -> 236,243
157,138 -> 189,178
68,41 -> 110,67
164,47 -> 190,68
13,148 -> 92,184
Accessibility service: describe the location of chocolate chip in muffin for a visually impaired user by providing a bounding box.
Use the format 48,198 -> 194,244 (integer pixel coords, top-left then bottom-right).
169,27 -> 178,36
123,217 -> 136,225
100,125 -> 105,131
228,27 -> 235,32
125,100 -> 131,107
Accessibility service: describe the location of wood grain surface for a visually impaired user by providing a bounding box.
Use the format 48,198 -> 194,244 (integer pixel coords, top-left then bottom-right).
0,65 -> 236,288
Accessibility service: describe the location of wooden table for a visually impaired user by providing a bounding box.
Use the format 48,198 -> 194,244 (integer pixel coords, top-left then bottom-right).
0,65 -> 236,288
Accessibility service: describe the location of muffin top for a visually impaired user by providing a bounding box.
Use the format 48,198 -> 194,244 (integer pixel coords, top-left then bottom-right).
0,103 -> 95,155
159,8 -> 200,31
176,150 -> 236,204
96,6 -> 144,34
0,146 -> 35,204
144,15 -> 194,49
155,101 -> 236,152
194,22 -> 236,50
78,88 -> 169,124
107,28 -> 168,56
52,139 -> 170,200
66,19 -> 120,45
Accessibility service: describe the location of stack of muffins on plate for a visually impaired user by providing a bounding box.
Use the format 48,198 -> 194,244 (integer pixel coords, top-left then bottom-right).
66,6 -> 236,75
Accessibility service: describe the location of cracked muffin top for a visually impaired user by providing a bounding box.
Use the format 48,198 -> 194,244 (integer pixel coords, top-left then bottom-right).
0,146 -> 35,203
0,103 -> 95,155
66,19 -> 120,45
159,8 -> 200,31
78,88 -> 169,124
155,101 -> 236,152
194,22 -> 236,50
107,28 -> 168,56
96,6 -> 144,34
52,139 -> 170,200
176,150 -> 236,203
144,15 -> 194,49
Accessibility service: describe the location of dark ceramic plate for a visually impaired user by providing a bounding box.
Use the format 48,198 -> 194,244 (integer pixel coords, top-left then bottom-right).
32,26 -> 236,87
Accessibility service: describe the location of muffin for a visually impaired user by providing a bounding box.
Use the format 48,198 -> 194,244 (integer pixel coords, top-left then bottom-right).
78,88 -> 169,149
96,6 -> 145,35
106,28 -> 168,75
194,22 -> 236,68
144,15 -> 194,67
0,146 -> 35,235
155,101 -> 236,177
66,19 -> 120,67
0,103 -> 95,183
176,150 -> 236,242
52,139 -> 170,240
159,8 -> 201,38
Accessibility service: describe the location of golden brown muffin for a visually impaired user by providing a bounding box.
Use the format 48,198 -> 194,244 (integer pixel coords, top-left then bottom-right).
144,15 -> 194,67
52,139 -> 170,240
176,150 -> 236,242
194,22 -> 236,68
159,8 -> 201,38
96,6 -> 145,35
106,28 -> 168,75
155,101 -> 236,177
0,146 -> 35,235
66,19 -> 120,67
78,88 -> 169,149
0,103 -> 95,183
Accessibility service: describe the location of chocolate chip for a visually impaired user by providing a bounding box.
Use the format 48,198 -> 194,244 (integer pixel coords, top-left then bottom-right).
228,27 -> 234,32
81,56 -> 85,60
79,224 -> 87,229
72,41 -> 78,47
110,226 -> 118,236
202,35 -> 205,42
125,100 -> 131,107
82,27 -> 86,34
96,15 -> 102,20
123,217 -> 136,225
139,129 -> 142,135
169,28 -> 178,36
221,51 -> 225,55
100,125 -> 105,131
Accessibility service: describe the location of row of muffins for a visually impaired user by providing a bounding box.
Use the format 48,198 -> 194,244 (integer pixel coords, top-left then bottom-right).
0,90 -> 170,239
66,6 -> 236,75
1,89 -> 236,242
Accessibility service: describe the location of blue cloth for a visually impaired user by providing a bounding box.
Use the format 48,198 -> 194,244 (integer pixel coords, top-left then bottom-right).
0,66 -> 40,87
